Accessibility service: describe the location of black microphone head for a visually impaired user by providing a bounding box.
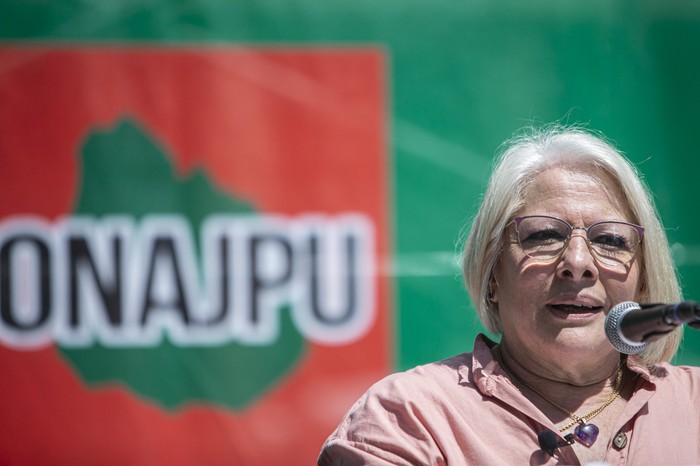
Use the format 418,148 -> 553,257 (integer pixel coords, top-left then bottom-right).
605,301 -> 650,355
537,430 -> 558,456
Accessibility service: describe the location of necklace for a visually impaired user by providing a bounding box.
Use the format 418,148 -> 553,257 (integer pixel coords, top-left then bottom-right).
495,346 -> 624,448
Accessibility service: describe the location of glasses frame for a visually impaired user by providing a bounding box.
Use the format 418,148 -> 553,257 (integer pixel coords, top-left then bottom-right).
512,214 -> 645,266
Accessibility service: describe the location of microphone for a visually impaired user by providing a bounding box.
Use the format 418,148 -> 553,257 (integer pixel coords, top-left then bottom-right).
605,301 -> 700,354
537,430 -> 574,456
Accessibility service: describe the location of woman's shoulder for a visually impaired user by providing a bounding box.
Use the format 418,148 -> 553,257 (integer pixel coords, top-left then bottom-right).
648,361 -> 700,392
339,351 -> 484,423
328,336 -> 499,442
669,362 -> 700,380
371,352 -> 473,394
320,351 -> 482,465
328,352 -> 477,442
361,335 -> 499,404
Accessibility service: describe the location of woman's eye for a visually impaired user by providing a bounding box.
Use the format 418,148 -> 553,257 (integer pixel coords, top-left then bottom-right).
592,234 -> 628,249
528,229 -> 566,242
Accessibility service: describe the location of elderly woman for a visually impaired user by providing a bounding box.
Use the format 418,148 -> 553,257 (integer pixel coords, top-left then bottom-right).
318,125 -> 700,465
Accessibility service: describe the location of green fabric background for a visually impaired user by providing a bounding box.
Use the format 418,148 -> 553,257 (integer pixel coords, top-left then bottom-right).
2,0 -> 699,368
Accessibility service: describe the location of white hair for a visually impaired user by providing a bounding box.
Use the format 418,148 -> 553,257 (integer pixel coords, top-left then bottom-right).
461,124 -> 682,366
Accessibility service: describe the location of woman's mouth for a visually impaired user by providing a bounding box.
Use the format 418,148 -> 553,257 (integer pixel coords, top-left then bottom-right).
548,304 -> 604,315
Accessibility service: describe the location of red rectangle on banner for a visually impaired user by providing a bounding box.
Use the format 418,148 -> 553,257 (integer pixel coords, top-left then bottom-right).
0,46 -> 390,465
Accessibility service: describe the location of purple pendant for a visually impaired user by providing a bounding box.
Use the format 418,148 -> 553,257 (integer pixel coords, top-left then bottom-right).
574,423 -> 600,447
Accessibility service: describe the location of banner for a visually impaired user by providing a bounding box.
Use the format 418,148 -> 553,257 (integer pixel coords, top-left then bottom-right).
1,2 -> 700,464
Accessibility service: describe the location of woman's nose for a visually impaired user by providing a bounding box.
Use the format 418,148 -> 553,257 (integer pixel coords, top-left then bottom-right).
557,233 -> 599,281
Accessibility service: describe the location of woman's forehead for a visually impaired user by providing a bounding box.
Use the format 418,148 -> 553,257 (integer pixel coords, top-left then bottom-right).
518,166 -> 634,221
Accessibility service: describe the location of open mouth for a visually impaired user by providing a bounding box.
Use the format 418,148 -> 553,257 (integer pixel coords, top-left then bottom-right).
549,304 -> 603,314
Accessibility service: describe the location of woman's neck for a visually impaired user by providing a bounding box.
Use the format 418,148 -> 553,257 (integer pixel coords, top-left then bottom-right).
496,340 -> 623,406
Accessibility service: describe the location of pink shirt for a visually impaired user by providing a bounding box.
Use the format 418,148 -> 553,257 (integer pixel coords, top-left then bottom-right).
319,335 -> 700,465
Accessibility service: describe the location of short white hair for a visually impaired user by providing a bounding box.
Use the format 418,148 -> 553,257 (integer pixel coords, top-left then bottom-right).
461,124 -> 682,366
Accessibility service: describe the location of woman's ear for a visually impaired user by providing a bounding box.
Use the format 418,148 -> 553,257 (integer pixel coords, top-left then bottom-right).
487,276 -> 498,303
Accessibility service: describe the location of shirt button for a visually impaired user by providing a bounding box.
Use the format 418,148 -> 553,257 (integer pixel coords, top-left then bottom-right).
613,431 -> 628,449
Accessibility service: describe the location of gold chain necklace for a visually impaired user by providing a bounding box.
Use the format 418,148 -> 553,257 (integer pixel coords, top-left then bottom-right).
495,346 -> 624,447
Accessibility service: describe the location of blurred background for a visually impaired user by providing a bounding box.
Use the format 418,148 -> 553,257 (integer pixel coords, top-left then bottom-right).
1,1 -> 699,464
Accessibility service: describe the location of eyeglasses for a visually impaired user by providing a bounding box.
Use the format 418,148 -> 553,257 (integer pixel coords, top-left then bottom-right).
513,215 -> 644,267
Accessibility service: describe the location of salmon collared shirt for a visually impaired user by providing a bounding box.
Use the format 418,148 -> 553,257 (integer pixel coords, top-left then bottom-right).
318,334 -> 700,465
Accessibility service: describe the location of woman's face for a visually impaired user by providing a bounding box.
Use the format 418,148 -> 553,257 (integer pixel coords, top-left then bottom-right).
493,166 -> 643,363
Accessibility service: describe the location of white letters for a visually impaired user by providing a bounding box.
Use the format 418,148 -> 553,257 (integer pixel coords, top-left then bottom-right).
0,214 -> 377,349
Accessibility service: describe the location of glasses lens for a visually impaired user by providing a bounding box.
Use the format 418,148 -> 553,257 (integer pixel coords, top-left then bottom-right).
516,216 -> 570,260
587,222 -> 641,266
